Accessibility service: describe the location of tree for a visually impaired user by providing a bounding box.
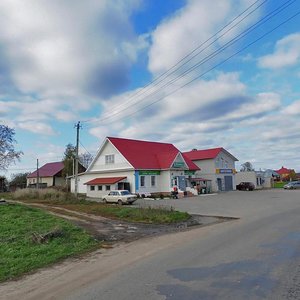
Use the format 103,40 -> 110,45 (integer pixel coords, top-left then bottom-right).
62,143 -> 90,178
62,143 -> 76,177
79,152 -> 93,169
9,172 -> 29,189
240,162 -> 254,172
0,176 -> 8,192
0,125 -> 23,170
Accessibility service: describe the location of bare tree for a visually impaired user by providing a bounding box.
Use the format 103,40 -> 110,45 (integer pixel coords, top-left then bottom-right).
0,125 -> 23,170
240,162 -> 254,172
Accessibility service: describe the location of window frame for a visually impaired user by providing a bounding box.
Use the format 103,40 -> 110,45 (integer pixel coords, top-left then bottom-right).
105,154 -> 115,164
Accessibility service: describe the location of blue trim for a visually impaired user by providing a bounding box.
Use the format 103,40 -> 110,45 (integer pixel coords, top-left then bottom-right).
135,170 -> 139,191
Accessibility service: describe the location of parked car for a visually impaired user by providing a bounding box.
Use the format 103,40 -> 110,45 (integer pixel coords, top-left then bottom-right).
283,181 -> 300,189
102,190 -> 137,205
236,182 -> 255,191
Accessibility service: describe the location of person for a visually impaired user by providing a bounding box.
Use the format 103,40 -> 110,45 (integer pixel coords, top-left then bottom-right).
172,185 -> 178,199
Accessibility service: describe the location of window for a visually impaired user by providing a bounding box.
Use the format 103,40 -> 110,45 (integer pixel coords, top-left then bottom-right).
105,154 -> 115,164
151,176 -> 156,187
106,185 -> 111,191
140,176 -> 145,187
98,185 -> 102,191
90,185 -> 95,191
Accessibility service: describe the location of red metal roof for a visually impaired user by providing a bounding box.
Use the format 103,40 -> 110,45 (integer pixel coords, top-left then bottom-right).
183,148 -> 223,160
108,137 -> 199,170
275,166 -> 293,175
84,177 -> 127,185
27,162 -> 64,178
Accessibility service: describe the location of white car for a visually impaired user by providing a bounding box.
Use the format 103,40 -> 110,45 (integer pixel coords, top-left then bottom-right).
102,190 -> 137,205
283,181 -> 300,189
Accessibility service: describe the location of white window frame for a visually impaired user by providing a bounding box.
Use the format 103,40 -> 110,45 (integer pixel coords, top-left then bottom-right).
151,175 -> 156,187
105,154 -> 115,164
140,176 -> 145,187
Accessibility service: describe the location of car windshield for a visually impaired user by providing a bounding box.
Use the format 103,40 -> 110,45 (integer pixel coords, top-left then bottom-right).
120,191 -> 131,195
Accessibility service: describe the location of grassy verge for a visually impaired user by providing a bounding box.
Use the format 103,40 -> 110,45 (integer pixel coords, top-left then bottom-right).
0,203 -> 98,282
59,204 -> 190,224
273,182 -> 286,188
1,189 -> 190,224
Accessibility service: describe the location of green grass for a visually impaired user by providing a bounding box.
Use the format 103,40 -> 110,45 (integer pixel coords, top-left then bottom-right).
2,189 -> 191,224
63,204 -> 190,224
0,203 -> 98,282
273,182 -> 286,188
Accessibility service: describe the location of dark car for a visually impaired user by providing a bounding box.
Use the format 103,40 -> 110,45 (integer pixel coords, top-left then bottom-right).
236,182 -> 255,191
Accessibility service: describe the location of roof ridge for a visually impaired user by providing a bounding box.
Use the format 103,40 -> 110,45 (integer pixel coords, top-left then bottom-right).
107,136 -> 174,146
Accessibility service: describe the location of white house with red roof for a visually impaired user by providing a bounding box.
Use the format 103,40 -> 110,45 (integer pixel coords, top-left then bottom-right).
72,137 -> 200,198
183,147 -> 238,192
27,161 -> 65,188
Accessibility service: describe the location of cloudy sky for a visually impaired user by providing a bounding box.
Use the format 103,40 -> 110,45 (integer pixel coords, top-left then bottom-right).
1,0 -> 300,177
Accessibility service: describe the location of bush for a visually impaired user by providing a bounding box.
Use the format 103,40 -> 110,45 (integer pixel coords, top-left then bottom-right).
12,188 -> 80,203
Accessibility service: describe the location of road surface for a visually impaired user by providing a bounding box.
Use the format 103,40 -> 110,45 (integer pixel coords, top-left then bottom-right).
1,189 -> 299,299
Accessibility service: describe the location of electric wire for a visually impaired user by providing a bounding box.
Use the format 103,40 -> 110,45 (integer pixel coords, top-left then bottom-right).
86,0 -> 297,126
99,10 -> 300,125
81,0 -> 267,124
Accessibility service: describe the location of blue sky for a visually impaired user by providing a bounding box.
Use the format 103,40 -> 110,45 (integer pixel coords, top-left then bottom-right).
1,0 -> 300,177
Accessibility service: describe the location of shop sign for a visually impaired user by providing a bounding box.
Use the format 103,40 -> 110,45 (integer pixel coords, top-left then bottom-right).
184,170 -> 195,175
172,162 -> 185,168
139,170 -> 161,175
216,169 -> 233,174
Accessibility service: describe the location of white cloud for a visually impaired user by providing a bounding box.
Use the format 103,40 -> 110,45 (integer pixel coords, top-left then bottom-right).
18,121 -> 56,135
148,0 -> 261,75
282,99 -> 300,115
0,1 -> 144,97
258,33 -> 300,69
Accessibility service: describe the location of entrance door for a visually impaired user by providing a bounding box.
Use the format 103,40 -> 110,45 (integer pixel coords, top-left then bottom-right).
177,176 -> 186,191
224,176 -> 233,191
217,178 -> 222,191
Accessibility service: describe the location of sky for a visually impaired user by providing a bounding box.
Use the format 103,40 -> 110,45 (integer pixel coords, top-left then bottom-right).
1,0 -> 300,178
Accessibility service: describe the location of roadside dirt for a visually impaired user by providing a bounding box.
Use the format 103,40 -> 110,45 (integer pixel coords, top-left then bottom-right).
12,202 -> 235,245
1,202 -> 239,300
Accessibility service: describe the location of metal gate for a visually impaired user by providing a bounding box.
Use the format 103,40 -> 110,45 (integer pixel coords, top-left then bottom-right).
224,176 -> 233,191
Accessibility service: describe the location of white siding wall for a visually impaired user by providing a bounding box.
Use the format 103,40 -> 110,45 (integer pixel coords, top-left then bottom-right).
89,141 -> 132,172
71,170 -> 136,197
191,152 -> 237,192
236,171 -> 264,189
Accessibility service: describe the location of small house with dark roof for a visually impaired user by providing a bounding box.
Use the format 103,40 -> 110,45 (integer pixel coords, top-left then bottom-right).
71,137 -> 200,197
183,147 -> 238,192
27,162 -> 65,188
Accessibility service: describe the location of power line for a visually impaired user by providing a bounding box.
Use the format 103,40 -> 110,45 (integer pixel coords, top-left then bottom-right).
82,0 -> 267,125
98,9 -> 300,125
86,0 -> 297,126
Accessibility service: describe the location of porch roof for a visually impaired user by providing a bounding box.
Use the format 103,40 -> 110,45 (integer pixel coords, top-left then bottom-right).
189,178 -> 212,181
84,177 -> 127,185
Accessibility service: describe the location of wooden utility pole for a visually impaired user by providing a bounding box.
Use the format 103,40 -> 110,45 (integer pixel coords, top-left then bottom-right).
74,121 -> 81,197
36,159 -> 39,189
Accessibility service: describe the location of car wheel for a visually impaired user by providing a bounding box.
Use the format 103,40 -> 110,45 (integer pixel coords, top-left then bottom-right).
118,199 -> 123,206
103,198 -> 107,204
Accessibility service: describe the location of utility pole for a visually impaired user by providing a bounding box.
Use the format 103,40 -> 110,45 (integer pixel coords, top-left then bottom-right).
74,121 -> 81,197
36,159 -> 39,189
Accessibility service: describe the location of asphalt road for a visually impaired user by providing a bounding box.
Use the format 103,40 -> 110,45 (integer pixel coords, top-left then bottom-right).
1,189 -> 300,299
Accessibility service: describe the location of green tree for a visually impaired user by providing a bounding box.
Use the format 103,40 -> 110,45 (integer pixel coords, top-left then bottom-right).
0,176 -> 8,192
0,125 -> 23,170
9,172 -> 29,189
62,143 -> 76,177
